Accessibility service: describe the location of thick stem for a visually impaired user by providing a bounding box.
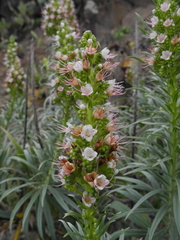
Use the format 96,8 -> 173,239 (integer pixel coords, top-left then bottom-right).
83,206 -> 99,240
168,76 -> 179,233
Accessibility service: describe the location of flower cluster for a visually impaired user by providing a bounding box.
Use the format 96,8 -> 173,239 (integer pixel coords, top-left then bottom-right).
41,0 -> 79,37
49,21 -> 79,105
54,31 -> 124,207
145,1 -> 180,76
4,36 -> 26,94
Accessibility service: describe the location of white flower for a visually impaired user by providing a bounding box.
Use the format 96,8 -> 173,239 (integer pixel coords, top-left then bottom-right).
87,38 -> 93,45
54,35 -> 60,41
55,51 -> 61,59
48,22 -> 53,27
73,61 -> 83,72
80,125 -> 97,142
177,8 -> 180,16
94,174 -> 110,190
163,19 -> 173,27
82,147 -> 97,161
57,86 -> 64,92
161,51 -> 172,60
76,100 -> 86,109
150,16 -> 159,27
49,78 -> 59,87
149,31 -> 157,39
156,33 -> 167,43
107,160 -> 116,168
101,47 -> 116,59
82,191 -> 96,207
101,47 -> 110,59
160,3 -> 170,12
81,84 -> 93,96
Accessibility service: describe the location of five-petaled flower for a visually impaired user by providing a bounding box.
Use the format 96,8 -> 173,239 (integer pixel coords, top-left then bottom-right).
161,51 -> 172,60
160,3 -> 170,12
82,191 -> 96,207
82,147 -> 98,161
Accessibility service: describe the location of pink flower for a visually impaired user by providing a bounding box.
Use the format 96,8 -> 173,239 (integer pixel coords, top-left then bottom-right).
101,47 -> 116,59
57,86 -> 64,92
80,125 -> 97,142
163,19 -> 173,27
76,100 -> 86,109
59,122 -> 73,134
151,47 -> 159,54
82,191 -> 96,207
49,78 -> 59,87
156,33 -> 167,43
82,147 -> 97,161
160,51 -> 172,60
62,162 -> 76,174
80,84 -> 93,96
160,3 -> 170,12
106,121 -> 116,131
150,16 -> 159,27
104,133 -> 119,146
83,59 -> 90,69
103,61 -> 119,70
65,76 -> 81,86
56,137 -> 72,149
93,108 -> 105,119
106,79 -> 123,96
84,172 -> 98,185
94,174 -> 110,190
149,31 -> 157,39
107,160 -> 116,169
85,45 -> 98,55
144,56 -> 156,67
73,61 -> 83,72
171,37 -> 180,45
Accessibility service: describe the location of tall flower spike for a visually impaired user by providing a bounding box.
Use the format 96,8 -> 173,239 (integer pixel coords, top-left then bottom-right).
54,30 -> 125,239
4,36 -> 26,95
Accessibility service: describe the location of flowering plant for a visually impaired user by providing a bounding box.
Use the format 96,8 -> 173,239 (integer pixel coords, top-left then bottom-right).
4,36 -> 26,95
41,0 -> 79,37
111,0 -> 180,239
54,30 -> 125,239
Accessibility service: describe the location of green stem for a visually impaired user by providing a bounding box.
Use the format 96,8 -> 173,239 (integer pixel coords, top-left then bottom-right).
83,206 -> 99,240
168,76 -> 179,231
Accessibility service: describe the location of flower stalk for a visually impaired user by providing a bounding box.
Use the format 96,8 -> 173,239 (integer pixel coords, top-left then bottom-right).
53,30 -> 124,238
145,0 -> 180,236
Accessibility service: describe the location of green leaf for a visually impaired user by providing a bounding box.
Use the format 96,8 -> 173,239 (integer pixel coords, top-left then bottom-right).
22,190 -> 41,229
61,220 -> 86,239
64,211 -> 83,225
176,179 -> 180,202
135,12 -> 152,31
109,229 -> 128,240
169,218 -> 179,240
116,176 -> 152,191
40,181 -> 49,207
44,199 -> 57,240
0,177 -> 27,184
173,194 -> 180,235
9,189 -> 36,231
9,156 -> 38,173
48,185 -> 70,212
0,182 -> 40,203
1,127 -> 25,158
0,167 -> 27,177
128,56 -> 145,63
37,198 -> 44,240
148,204 -> 169,240
125,189 -> 165,219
